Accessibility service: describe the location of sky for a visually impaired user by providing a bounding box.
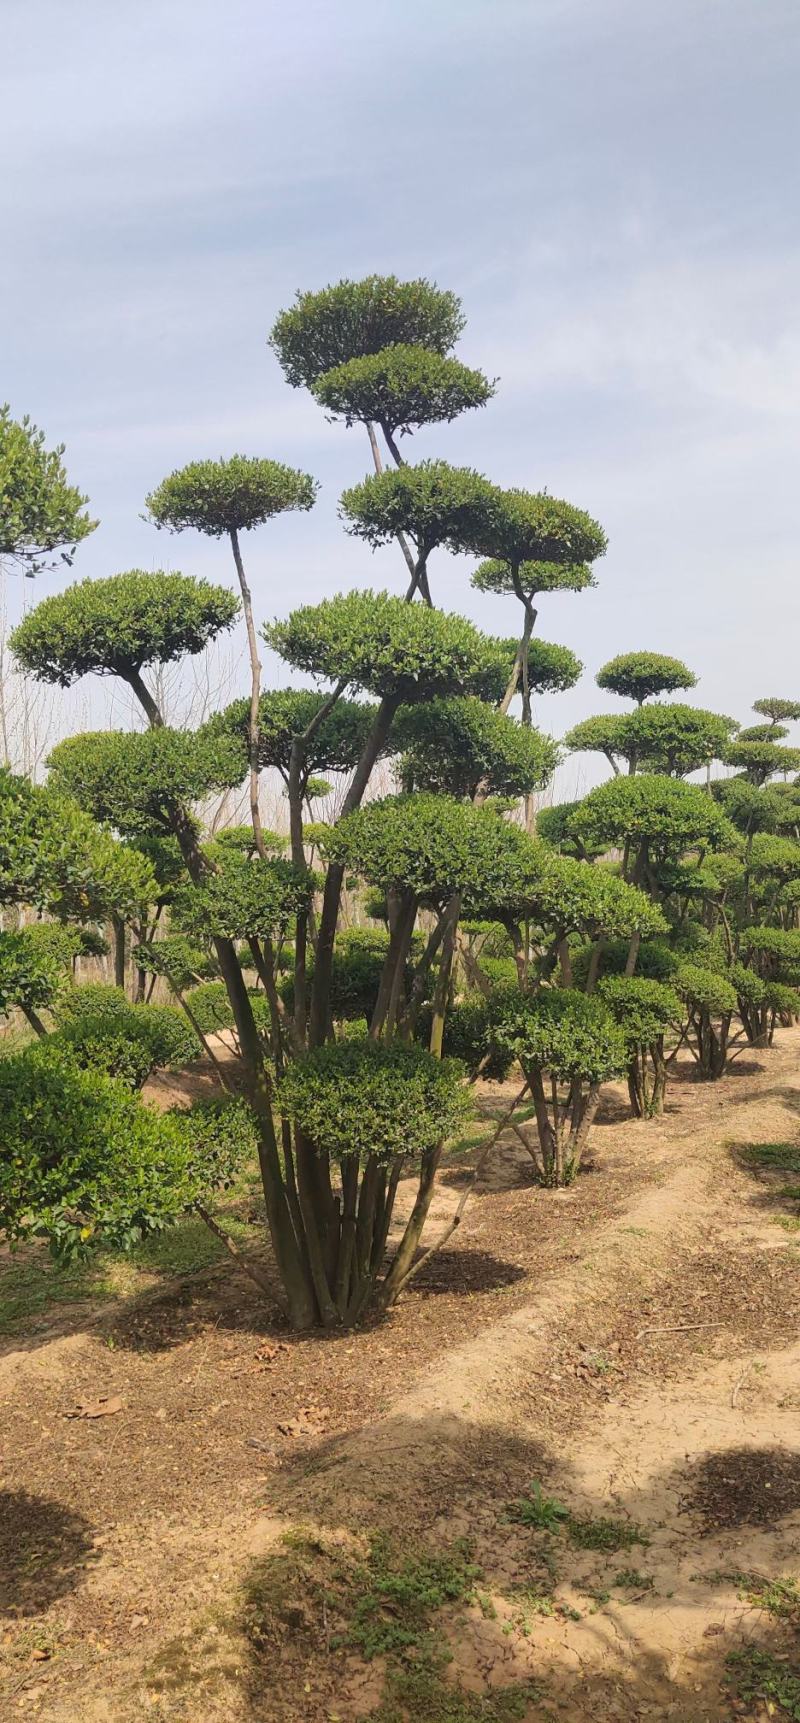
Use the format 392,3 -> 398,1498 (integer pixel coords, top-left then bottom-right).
2,0 -> 799,792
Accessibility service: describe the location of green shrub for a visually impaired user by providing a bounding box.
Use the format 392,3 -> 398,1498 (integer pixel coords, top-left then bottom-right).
53,990 -> 201,1088
279,1038 -> 470,1166
0,1042 -> 251,1260
415,995 -> 515,1080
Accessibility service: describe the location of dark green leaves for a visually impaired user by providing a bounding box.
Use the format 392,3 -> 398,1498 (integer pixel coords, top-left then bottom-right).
314,345 -> 494,433
0,404 -> 96,576
394,697 -> 557,799
11,571 -> 240,685
266,590 -> 514,704
47,728 -> 246,839
270,275 -> 465,390
340,461 -> 500,558
486,989 -> 626,1085
146,455 -> 318,538
596,652 -> 697,704
279,1038 -> 470,1166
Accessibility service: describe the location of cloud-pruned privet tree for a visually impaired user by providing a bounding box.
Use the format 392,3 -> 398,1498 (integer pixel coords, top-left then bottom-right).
598,975 -> 681,1117
13,566 -> 545,1325
565,703 -> 737,779
485,989 -> 626,1185
9,274 -> 609,1325
145,457 -> 317,855
595,651 -> 697,706
0,405 -> 97,576
752,697 -> 800,728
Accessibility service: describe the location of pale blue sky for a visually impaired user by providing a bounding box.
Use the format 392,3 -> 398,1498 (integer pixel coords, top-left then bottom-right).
3,0 -> 799,782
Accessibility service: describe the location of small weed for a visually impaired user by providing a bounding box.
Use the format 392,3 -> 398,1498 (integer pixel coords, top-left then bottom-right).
567,1514 -> 649,1553
724,1645 -> 800,1718
775,1215 -> 800,1232
776,1184 -> 800,1201
507,1483 -> 570,1532
614,1568 -> 654,1591
742,1142 -> 800,1174
366,1668 -> 544,1721
741,1577 -> 800,1620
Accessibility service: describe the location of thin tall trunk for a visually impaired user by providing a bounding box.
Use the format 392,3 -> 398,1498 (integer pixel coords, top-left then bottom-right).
229,526 -> 267,859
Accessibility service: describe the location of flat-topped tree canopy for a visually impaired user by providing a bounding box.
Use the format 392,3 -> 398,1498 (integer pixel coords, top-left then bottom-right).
738,723 -> 789,743
269,275 -> 466,391
47,728 -> 246,840
568,773 -> 736,855
724,738 -> 800,785
565,705 -> 737,777
596,651 -> 697,705
10,571 -> 239,686
0,404 -> 97,576
393,696 -> 558,799
265,589 -> 515,706
339,460 -> 501,560
472,557 -> 596,601
313,345 -> 495,435
203,688 -> 380,782
523,638 -> 582,693
471,488 -> 607,582
753,697 -> 800,725
323,792 -> 539,914
145,455 -> 318,537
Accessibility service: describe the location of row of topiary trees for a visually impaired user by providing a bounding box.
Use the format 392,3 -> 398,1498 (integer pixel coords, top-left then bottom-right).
2,275 -> 799,1330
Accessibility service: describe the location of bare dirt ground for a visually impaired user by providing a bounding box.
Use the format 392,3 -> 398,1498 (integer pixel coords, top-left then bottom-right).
1,1033 -> 798,1720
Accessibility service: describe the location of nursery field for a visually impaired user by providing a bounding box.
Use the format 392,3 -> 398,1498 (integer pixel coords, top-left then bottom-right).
1,1031 -> 799,1722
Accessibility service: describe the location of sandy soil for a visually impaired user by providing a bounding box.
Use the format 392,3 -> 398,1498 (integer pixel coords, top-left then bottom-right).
1,1033 -> 798,1720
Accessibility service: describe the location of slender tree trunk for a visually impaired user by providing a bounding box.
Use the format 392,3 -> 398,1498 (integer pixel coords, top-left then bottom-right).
229,527 -> 268,859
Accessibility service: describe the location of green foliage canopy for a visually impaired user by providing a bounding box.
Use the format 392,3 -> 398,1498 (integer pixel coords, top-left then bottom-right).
340,461 -> 501,559
11,572 -> 239,686
204,688 -> 378,784
266,590 -> 514,705
595,651 -> 697,705
279,1038 -> 470,1166
145,455 -> 318,536
313,345 -> 494,433
269,275 -> 465,390
394,697 -> 557,799
486,988 -> 626,1085
568,775 -> 735,856
47,728 -> 246,840
0,404 -> 96,575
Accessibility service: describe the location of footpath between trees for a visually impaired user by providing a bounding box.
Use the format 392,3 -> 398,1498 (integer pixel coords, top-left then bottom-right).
0,1033 -> 799,1721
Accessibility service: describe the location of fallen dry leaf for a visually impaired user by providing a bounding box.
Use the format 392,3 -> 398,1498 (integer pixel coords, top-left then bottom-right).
66,1395 -> 123,1420
278,1404 -> 330,1439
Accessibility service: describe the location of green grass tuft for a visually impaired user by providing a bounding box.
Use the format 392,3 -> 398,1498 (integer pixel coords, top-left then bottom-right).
725,1645 -> 800,1717
742,1142 -> 800,1173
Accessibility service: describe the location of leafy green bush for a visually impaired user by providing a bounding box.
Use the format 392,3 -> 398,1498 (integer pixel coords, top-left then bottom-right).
486,989 -> 626,1183
53,988 -> 201,1088
415,995 -> 514,1080
279,1039 -> 470,1167
0,923 -> 79,1018
183,981 -> 271,1040
175,853 -> 312,943
11,571 -> 239,685
0,403 -> 96,575
598,975 -> 681,1117
0,1042 -> 252,1260
47,727 -> 246,839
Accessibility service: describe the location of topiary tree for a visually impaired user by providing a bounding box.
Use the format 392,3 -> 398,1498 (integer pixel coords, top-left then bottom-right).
485,989 -> 626,1184
723,738 -> 800,786
471,490 -> 606,728
393,696 -> 557,801
753,697 -> 800,727
674,964 -> 738,1079
565,704 -> 736,777
598,975 -> 681,1117
53,986 -> 201,1089
0,404 -> 97,576
312,345 -> 495,451
279,1038 -> 470,1322
270,275 -> 466,390
595,651 -> 697,705
146,456 -> 317,853
340,461 -> 503,604
10,571 -> 239,724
